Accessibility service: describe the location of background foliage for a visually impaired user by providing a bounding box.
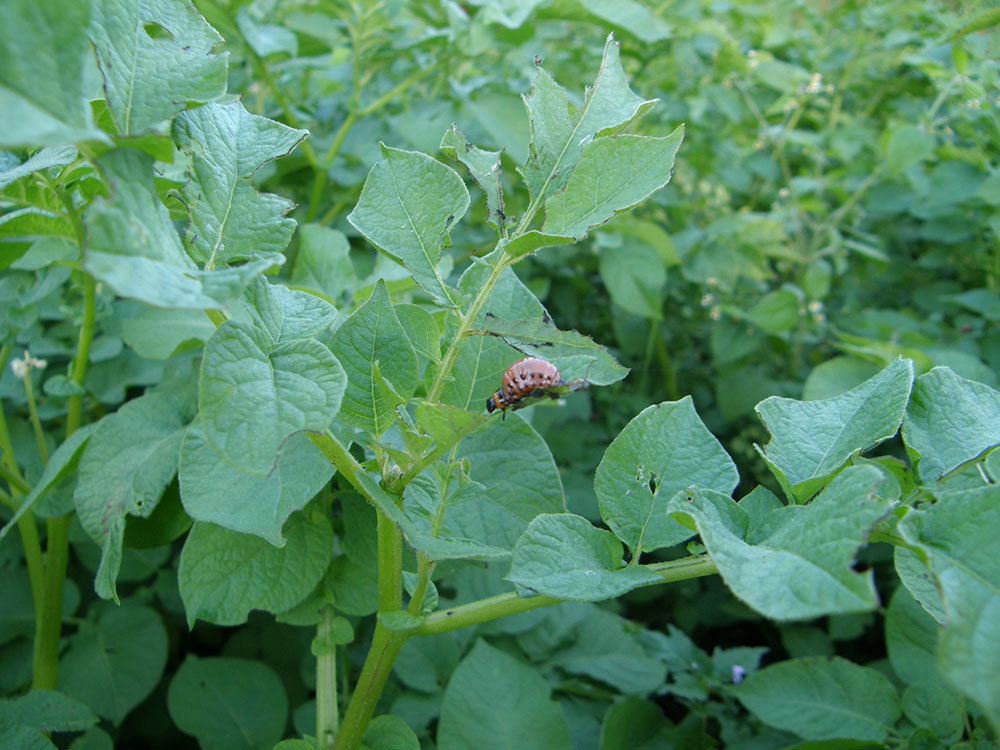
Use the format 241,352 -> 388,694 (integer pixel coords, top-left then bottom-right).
2,0 -> 1000,748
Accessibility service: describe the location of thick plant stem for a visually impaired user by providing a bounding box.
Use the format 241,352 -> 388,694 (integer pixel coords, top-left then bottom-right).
33,273 -> 96,690
377,510 -> 402,612
332,624 -> 406,750
414,555 -> 718,636
316,606 -> 339,748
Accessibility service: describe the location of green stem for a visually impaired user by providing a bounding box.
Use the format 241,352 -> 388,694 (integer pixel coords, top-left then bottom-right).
377,509 -> 402,612
307,63 -> 437,224
33,272 -> 96,690
23,372 -> 49,465
0,460 -> 32,495
306,112 -> 358,224
406,555 -> 434,615
0,348 -> 46,641
332,624 -> 406,750
654,327 -> 679,401
426,253 -> 510,403
414,556 -> 717,636
316,606 -> 339,748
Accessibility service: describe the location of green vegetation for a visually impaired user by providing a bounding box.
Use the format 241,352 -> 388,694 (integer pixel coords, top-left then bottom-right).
1,1 -> 999,748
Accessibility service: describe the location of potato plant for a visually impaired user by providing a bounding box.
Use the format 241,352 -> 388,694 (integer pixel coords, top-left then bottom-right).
1,1 -> 998,748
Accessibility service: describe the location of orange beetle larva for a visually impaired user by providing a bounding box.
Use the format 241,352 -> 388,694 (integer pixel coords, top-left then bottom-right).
486,357 -> 563,417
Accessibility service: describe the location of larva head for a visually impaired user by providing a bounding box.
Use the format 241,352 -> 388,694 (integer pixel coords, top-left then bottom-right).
486,390 -> 505,414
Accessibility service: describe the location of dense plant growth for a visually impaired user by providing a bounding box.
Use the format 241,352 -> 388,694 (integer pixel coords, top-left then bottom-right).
1,1 -> 999,748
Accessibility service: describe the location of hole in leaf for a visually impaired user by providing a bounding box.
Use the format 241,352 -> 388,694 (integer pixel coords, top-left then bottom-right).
143,22 -> 172,41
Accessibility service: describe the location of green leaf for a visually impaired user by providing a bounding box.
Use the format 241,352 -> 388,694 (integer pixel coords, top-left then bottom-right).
290,224 -> 356,301
901,682 -> 964,741
803,357 -> 881,401
118,302 -> 214,359
576,0 -> 672,43
0,690 -> 97,732
600,697 -> 670,750
885,125 -> 934,174
667,466 -> 892,620
595,398 -> 739,555
520,35 -> 657,202
0,146 -> 77,191
755,358 -> 913,502
347,144 -> 468,306
0,207 -> 73,240
84,150 -> 284,309
541,130 -> 684,240
236,5 -> 297,57
415,401 -> 485,450
9,237 -> 78,270
330,280 -> 418,437
546,606 -> 666,695
506,513 -> 661,600
58,604 -> 168,724
402,473 -> 509,561
730,657 -> 900,742
0,723 -> 56,749
0,0 -> 106,147
68,727 -> 114,750
177,511 -> 333,626
178,428 -> 334,546
745,289 -> 800,334
173,100 -> 306,264
90,0 -> 228,135
894,547 -> 945,624
167,656 -> 287,750
199,285 -> 346,476
440,125 -> 505,231
949,288 -> 1000,322
598,238 -> 665,320
475,314 -> 629,385
438,640 -> 571,750
73,392 -> 191,601
502,231 -> 575,260
886,586 -> 943,688
362,714 -> 420,750
0,424 -> 95,541
453,415 -> 565,551
902,366 -> 1000,483
898,485 -> 1000,726
948,6 -> 1000,40
396,304 -> 440,364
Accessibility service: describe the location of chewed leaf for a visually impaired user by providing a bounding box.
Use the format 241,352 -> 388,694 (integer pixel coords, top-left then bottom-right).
440,125 -> 505,232
667,466 -> 893,621
174,100 -> 307,265
595,398 -> 738,556
473,314 -> 628,386
91,0 -> 228,135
